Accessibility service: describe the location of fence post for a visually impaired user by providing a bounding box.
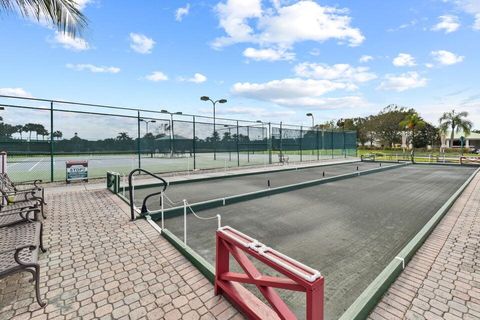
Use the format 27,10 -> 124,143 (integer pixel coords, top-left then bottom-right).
193,116 -> 196,170
137,110 -> 141,168
280,122 -> 283,159
331,129 -> 334,159
236,121 -> 240,167
343,130 -> 346,158
300,126 -> 303,162
50,101 -> 54,182
268,122 -> 272,164
247,126 -> 250,163
316,127 -> 319,161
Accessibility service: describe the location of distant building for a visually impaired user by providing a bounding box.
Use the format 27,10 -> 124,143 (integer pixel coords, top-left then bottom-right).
444,132 -> 480,149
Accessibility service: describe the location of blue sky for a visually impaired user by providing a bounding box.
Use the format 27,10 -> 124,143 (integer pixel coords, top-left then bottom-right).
1,0 -> 479,129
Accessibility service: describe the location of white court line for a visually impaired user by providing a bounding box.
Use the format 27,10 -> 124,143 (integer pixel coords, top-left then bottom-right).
28,158 -> 44,172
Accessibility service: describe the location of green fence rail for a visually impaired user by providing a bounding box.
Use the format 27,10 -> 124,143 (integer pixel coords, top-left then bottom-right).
0,95 -> 357,182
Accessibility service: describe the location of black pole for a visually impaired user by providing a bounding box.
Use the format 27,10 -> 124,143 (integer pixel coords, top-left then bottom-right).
331,129 -> 334,159
193,116 -> 196,170
50,101 -> 54,182
316,127 -> 319,161
268,122 -> 272,164
213,101 -> 216,161
137,111 -> 141,168
236,121 -> 240,167
247,126 -> 250,163
300,126 -> 303,162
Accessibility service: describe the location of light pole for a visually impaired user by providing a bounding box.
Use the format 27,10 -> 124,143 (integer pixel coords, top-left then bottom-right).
200,96 -> 227,160
139,119 -> 156,135
161,110 -> 183,158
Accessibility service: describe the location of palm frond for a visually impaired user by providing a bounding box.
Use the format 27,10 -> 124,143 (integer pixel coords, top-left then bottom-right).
0,0 -> 87,36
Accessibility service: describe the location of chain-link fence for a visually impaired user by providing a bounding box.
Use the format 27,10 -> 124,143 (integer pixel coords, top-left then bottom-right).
0,95 -> 357,182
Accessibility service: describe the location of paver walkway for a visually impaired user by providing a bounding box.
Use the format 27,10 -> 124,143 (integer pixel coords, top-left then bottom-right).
369,170 -> 480,320
0,188 -> 243,320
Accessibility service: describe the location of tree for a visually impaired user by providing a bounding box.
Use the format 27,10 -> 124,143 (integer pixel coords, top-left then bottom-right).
371,105 -> 414,147
116,132 -> 132,141
14,125 -> 24,140
399,113 -> 425,158
412,122 -> 440,148
23,123 -> 37,140
52,130 -> 63,140
0,0 -> 87,36
439,110 -> 473,147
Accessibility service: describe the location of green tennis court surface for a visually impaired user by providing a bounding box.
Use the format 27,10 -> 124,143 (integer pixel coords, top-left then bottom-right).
157,164 -> 475,319
128,161 -> 395,210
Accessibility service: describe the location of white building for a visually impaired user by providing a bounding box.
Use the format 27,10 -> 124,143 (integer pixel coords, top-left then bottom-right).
444,132 -> 480,149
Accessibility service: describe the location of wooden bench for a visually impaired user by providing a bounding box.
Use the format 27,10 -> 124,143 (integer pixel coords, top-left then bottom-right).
0,173 -> 45,219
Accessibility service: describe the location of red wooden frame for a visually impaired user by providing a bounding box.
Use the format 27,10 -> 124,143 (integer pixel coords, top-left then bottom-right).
460,156 -> 480,165
215,226 -> 324,320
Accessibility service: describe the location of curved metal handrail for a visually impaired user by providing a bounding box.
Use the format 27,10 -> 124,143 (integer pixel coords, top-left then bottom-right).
128,168 -> 167,220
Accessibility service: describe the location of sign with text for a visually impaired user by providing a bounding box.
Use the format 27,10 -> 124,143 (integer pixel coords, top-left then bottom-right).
66,160 -> 88,183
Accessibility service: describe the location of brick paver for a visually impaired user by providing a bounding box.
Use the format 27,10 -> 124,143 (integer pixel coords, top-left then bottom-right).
0,189 -> 243,320
369,170 -> 480,320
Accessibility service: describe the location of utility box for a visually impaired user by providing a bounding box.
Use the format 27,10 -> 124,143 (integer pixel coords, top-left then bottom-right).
66,160 -> 88,183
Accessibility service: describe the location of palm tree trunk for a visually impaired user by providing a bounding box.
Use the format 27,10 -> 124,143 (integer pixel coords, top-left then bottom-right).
450,124 -> 455,148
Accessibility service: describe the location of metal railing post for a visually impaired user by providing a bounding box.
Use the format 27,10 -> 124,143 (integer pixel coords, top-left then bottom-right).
183,199 -> 187,245
50,101 -> 54,182
137,110 -> 141,168
193,116 -> 196,170
316,127 -> 319,161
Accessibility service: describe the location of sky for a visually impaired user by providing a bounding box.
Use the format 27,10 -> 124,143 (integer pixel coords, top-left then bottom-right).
0,0 -> 479,131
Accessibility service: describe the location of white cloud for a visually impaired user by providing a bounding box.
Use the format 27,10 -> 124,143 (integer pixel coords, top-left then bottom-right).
75,0 -> 93,10
66,64 -> 120,73
432,15 -> 460,33
294,63 -> 376,83
145,71 -> 168,82
180,73 -> 207,83
392,53 -> 416,67
129,33 -> 155,54
231,78 -> 360,109
53,32 -> 89,51
213,0 -> 364,48
243,47 -> 295,61
378,72 -> 427,92
475,14 -> 480,30
175,4 -> 190,21
359,55 -> 373,63
431,50 -> 464,65
0,88 -> 33,98
446,0 -> 480,29
268,96 -> 370,109
217,106 -> 296,118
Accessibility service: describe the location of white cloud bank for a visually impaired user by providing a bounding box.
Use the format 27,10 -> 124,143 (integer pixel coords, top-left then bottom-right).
213,0 -> 364,49
431,50 -> 464,65
392,53 -> 416,67
180,73 -> 207,83
175,4 -> 190,21
145,71 -> 168,82
0,88 -> 33,97
243,47 -> 295,61
66,64 -> 120,73
359,55 -> 373,63
378,72 -> 427,92
129,33 -> 155,54
53,32 -> 89,51
432,15 -> 460,33
446,0 -> 480,30
294,63 -> 376,83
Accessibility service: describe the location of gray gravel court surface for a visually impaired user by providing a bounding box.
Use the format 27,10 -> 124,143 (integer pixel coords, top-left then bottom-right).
131,161 -> 395,210
161,164 -> 476,319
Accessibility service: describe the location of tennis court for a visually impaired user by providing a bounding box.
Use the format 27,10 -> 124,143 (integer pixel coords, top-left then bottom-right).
153,164 -> 476,319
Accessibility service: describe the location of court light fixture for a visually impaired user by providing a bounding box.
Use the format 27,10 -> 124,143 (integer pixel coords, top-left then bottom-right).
200,96 -> 210,101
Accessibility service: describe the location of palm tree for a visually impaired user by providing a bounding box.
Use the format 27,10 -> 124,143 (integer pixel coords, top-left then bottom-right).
52,130 -> 63,140
23,123 -> 36,141
400,113 -> 425,161
14,125 -> 23,140
116,132 -> 132,141
439,110 -> 473,148
0,0 -> 87,36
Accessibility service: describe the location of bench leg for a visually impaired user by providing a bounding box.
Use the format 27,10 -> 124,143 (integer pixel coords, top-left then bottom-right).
33,265 -> 46,307
39,223 -> 47,253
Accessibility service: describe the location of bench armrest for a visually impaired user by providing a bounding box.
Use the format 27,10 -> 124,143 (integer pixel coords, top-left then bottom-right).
0,245 -> 36,256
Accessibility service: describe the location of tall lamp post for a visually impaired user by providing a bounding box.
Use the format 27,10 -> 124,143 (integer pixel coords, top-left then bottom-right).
161,110 -> 183,158
200,96 -> 227,160
139,119 -> 156,134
